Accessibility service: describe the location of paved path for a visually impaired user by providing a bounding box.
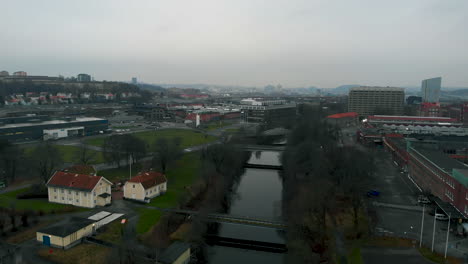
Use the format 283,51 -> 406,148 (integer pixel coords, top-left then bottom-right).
362,247 -> 434,264
0,183 -> 33,194
372,202 -> 423,212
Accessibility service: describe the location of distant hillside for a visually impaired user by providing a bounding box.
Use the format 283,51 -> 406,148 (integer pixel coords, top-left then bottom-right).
137,83 -> 165,92
445,88 -> 468,96
288,86 -> 319,94
330,84 -> 361,94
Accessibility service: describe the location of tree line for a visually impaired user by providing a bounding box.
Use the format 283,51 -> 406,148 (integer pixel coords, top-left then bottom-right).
282,104 -> 375,263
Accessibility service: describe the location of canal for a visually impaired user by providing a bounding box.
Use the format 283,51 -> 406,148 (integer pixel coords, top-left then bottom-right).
208,150 -> 285,263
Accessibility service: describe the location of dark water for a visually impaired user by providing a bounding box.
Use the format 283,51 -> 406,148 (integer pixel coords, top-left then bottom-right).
208,151 -> 285,263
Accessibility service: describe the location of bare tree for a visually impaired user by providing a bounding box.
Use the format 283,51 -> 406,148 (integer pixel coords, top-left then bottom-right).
73,140 -> 96,165
32,142 -> 63,183
152,137 -> 182,173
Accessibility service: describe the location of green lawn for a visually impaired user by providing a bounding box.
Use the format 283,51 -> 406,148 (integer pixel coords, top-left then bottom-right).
204,121 -> 231,131
136,208 -> 162,234
0,188 -> 71,212
96,220 -> 124,243
136,153 -> 201,234
24,145 -> 105,164
348,248 -> 364,264
85,129 -> 216,149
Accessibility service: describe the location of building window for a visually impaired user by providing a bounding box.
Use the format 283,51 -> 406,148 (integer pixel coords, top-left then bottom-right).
54,196 -> 57,199
94,200 -> 96,204
62,197 -> 64,200
94,191 -> 96,196
76,191 -> 79,195
61,189 -> 64,193
68,190 -> 71,194
76,199 -> 79,202
54,188 -> 57,192
84,193 -> 87,197
100,182 -> 102,186
133,184 -> 135,188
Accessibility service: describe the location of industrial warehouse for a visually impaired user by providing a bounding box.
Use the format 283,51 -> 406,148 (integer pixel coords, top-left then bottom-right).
0,115 -> 109,141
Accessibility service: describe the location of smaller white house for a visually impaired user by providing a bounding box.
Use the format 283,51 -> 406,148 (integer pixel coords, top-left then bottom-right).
123,171 -> 167,202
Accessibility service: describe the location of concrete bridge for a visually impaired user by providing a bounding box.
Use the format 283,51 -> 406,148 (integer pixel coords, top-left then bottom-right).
238,144 -> 286,152
146,207 -> 286,230
205,235 -> 287,253
244,163 -> 283,170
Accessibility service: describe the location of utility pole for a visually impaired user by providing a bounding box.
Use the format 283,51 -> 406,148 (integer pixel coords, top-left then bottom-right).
129,154 -> 132,180
420,204 -> 425,247
432,207 -> 436,252
444,213 -> 451,259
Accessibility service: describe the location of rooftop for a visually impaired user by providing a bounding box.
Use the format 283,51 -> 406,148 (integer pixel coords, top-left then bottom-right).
47,171 -> 105,191
158,242 -> 190,264
410,147 -> 467,173
350,86 -> 404,92
128,171 -> 167,189
38,217 -> 95,237
0,117 -> 106,129
452,169 -> 468,188
327,112 -> 358,119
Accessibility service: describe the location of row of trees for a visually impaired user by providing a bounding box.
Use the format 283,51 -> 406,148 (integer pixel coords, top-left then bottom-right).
102,134 -> 182,174
282,104 -> 375,263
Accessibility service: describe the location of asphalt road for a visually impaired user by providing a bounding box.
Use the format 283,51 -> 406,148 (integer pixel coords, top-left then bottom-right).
362,247 -> 435,264
369,147 -> 468,259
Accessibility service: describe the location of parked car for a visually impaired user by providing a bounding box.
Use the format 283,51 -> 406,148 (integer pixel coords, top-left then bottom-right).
367,190 -> 380,197
429,208 -> 444,216
435,213 -> 449,221
417,195 -> 431,204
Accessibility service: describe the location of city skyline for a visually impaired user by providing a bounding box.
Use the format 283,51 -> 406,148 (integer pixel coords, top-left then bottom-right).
1,0 -> 467,87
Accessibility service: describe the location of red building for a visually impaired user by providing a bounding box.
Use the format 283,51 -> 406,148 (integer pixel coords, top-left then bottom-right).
383,137 -> 409,171
419,102 -> 441,117
408,146 -> 468,218
326,112 -> 358,127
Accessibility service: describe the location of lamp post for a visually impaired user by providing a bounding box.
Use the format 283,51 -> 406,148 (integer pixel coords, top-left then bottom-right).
420,204 -> 425,247
432,207 -> 436,252
444,213 -> 451,259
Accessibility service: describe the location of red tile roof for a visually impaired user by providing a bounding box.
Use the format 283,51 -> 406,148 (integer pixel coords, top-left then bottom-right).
47,171 -> 103,191
128,171 -> 167,189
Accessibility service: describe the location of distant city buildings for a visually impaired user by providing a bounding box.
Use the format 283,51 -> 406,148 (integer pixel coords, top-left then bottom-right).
77,73 -> 91,82
132,77 -> 137,84
0,71 -> 8,76
13,71 -> 27,76
240,98 -> 296,124
348,87 -> 405,116
421,77 -> 442,103
0,116 -> 109,142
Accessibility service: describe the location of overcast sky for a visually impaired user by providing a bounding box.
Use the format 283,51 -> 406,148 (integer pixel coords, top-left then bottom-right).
1,0 -> 467,88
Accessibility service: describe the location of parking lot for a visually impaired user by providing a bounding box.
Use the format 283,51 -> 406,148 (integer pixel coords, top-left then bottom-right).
369,147 -> 468,259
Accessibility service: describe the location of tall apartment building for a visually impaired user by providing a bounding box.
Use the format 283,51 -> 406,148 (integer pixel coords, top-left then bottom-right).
77,73 -> 91,82
421,77 -> 441,103
348,87 -> 404,116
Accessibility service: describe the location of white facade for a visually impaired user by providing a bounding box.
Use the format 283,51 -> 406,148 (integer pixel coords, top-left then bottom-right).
47,177 -> 112,208
123,181 -> 167,202
43,126 -> 84,140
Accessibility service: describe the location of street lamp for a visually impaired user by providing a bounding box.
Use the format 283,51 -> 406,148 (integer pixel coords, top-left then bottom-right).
444,213 -> 451,259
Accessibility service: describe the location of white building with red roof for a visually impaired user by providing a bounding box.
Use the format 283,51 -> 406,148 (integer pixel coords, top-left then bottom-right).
46,171 -> 112,208
123,171 -> 167,202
